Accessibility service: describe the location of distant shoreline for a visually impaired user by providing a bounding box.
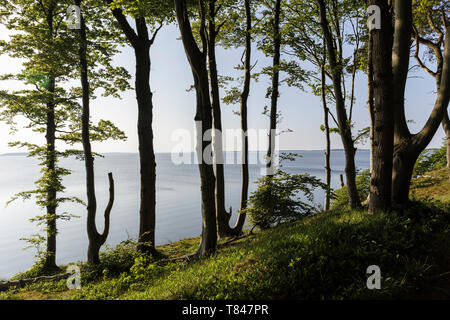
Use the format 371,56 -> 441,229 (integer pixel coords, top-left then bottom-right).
0,149 -> 371,157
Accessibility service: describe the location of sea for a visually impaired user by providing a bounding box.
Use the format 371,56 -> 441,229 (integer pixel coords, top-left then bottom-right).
0,150 -> 369,280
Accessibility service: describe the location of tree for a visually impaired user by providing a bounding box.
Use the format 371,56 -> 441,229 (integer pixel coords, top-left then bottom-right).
391,0 -> 450,204
265,0 -> 282,177
316,0 -> 364,209
284,0 -> 338,210
174,0 -> 217,257
217,0 -> 253,234
367,0 -> 395,214
74,0 -> 127,264
105,0 -> 172,254
0,0 -> 126,270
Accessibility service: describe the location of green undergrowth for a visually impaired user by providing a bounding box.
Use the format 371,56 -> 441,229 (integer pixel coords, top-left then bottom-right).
2,198 -> 450,300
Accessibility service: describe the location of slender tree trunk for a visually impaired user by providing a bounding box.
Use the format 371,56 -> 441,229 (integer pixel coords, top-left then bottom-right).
44,87 -> 57,270
106,1 -> 158,255
366,31 -> 375,206
207,0 -> 232,238
135,43 -> 157,255
316,0 -> 361,209
266,0 -> 281,177
175,0 -> 217,257
43,10 -> 57,271
321,62 -> 331,211
77,0 -> 114,265
368,0 -> 394,214
232,0 -> 252,234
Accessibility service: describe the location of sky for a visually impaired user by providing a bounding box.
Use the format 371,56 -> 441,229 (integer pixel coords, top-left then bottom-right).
0,22 -> 446,155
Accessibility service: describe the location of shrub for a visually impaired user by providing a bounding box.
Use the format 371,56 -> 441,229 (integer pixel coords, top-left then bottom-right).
242,169 -> 326,229
414,141 -> 447,177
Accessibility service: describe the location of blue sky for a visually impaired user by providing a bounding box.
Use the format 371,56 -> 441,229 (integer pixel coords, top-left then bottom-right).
0,23 -> 446,155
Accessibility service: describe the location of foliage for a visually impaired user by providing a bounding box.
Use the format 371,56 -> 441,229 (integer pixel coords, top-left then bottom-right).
331,169 -> 370,209
4,200 -> 450,300
0,0 -> 129,265
242,167 -> 326,229
413,142 -> 447,178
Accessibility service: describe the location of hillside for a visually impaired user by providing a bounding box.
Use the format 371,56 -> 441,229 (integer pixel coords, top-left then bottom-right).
1,168 -> 450,300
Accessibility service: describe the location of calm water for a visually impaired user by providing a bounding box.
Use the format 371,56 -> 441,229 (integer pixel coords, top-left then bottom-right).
0,150 -> 369,279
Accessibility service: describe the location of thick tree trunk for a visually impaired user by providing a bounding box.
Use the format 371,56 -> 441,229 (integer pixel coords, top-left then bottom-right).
391,0 -> 450,204
317,0 -> 361,209
266,0 -> 281,177
77,0 -> 114,265
175,0 -> 217,257
368,0 -> 394,214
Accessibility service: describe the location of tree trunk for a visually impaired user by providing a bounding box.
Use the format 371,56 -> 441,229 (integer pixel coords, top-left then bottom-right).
368,0 -> 394,214
233,0 -> 252,234
43,11 -> 57,271
266,0 -> 281,177
106,1 -> 158,255
321,62 -> 331,211
207,0 -> 232,238
135,42 -> 157,255
77,0 -> 114,265
316,0 -> 361,209
391,0 -> 450,204
175,0 -> 217,257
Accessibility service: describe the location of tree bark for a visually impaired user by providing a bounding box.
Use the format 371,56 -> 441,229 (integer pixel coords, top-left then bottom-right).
316,0 -> 361,209
233,0 -> 252,234
321,61 -> 331,211
43,10 -> 57,271
266,0 -> 282,177
207,0 -> 232,238
106,1 -> 158,254
368,0 -> 394,214
175,0 -> 217,257
77,0 -> 114,265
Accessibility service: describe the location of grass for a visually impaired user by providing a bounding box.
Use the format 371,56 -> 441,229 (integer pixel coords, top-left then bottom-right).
1,168 -> 450,300
411,167 -> 450,202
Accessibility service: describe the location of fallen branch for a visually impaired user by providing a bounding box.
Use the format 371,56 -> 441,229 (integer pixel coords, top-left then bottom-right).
0,272 -> 70,292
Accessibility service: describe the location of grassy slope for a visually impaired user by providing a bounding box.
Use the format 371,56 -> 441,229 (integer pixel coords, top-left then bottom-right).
410,168 -> 450,202
1,168 -> 450,300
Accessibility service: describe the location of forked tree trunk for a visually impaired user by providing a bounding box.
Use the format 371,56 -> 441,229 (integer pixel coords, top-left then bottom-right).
77,0 -> 114,265
368,0 -> 394,214
175,0 -> 217,257
392,0 -> 450,205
